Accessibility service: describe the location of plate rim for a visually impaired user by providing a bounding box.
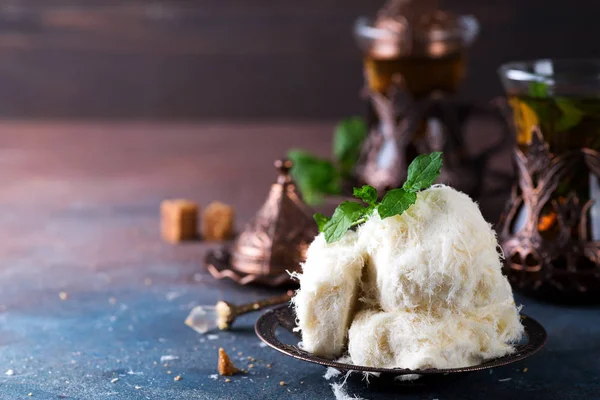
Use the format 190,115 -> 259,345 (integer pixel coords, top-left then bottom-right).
255,304 -> 547,375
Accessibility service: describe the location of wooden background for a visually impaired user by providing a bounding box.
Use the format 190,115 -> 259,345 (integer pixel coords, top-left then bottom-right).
0,0 -> 598,119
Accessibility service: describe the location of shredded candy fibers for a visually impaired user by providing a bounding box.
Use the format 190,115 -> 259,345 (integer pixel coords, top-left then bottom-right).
291,231 -> 364,358
293,184 -> 524,370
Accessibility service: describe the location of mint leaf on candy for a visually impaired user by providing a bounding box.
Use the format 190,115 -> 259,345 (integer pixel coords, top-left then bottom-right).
403,152 -> 443,192
321,201 -> 367,244
333,117 -> 367,177
377,189 -> 417,219
315,152 -> 444,243
353,185 -> 378,206
313,213 -> 331,232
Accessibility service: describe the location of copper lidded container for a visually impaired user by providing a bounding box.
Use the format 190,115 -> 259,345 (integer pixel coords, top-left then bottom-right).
498,59 -> 600,302
206,160 -> 317,287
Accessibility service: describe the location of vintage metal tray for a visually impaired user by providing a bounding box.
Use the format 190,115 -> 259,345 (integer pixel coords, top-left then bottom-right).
255,304 -> 547,377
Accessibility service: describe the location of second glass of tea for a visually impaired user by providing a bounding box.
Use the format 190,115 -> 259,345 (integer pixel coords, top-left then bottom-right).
498,59 -> 600,301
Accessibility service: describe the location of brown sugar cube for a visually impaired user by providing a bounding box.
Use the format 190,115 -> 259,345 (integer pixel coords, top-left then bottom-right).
202,202 -> 234,240
217,347 -> 239,376
161,199 -> 198,242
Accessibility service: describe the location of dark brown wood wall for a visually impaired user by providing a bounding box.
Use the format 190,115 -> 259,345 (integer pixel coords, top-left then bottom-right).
0,0 -> 598,119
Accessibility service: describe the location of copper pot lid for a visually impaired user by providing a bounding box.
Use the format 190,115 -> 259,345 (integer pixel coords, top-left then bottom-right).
205,159 -> 317,287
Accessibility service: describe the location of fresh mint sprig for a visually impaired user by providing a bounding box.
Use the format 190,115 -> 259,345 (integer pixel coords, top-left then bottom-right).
288,117 -> 367,205
314,152 -> 443,244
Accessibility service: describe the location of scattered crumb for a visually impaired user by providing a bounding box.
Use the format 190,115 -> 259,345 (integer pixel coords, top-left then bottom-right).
5,369 -> 14,376
163,363 -> 168,367
207,334 -> 219,340
127,369 -> 143,375
153,361 -> 157,365
135,386 -> 142,390
259,342 -> 267,348
225,378 -> 231,383
167,371 -> 172,375
108,297 -> 117,305
238,352 -> 243,356
166,292 -> 183,301
266,364 -> 271,368
300,381 -> 304,384
59,292 -> 69,301
28,394 -> 32,397
248,364 -> 254,369
331,382 -> 366,400
160,355 -> 179,363
218,348 -> 240,376
144,278 -> 152,286
232,347 -> 236,351
247,356 -> 255,362
523,368 -> 528,373
280,381 -> 286,386
209,374 -> 218,380
498,378 -> 512,382
174,375 -> 182,382
324,367 -> 341,380
110,378 -> 119,383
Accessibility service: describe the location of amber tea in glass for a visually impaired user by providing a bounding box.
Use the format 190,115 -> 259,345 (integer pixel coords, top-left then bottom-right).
364,51 -> 466,97
499,59 -> 600,302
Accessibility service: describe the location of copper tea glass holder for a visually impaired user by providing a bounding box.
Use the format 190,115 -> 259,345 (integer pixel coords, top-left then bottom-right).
498,60 -> 600,302
353,1 -> 484,197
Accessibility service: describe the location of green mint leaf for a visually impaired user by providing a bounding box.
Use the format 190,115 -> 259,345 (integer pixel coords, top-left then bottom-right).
313,213 -> 331,232
377,188 -> 417,219
554,97 -> 584,132
322,201 -> 366,243
402,152 -> 443,193
333,117 -> 368,177
353,185 -> 378,206
288,149 -> 341,205
528,81 -> 549,98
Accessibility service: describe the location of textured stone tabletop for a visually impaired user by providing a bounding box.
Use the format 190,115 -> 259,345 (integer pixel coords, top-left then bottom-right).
0,121 -> 598,399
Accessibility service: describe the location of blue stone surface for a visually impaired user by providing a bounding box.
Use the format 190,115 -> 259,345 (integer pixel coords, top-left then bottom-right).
1,262 -> 599,400
0,124 -> 598,399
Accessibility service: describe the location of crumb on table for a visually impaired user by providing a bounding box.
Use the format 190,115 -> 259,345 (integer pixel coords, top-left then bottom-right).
218,347 -> 239,376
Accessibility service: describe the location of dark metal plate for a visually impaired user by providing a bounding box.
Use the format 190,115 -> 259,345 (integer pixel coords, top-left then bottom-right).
255,304 -> 547,377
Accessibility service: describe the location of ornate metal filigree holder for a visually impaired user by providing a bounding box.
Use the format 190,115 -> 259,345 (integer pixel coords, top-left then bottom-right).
205,160 -> 317,287
498,127 -> 600,302
355,84 -> 510,198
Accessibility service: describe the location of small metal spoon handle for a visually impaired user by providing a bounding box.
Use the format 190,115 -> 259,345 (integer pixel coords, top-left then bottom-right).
234,290 -> 294,317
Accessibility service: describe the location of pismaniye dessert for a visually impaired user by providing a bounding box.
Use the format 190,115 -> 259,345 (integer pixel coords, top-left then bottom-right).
292,153 -> 524,370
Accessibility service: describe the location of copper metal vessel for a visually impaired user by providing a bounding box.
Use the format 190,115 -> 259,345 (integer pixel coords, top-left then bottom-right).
205,159 -> 317,287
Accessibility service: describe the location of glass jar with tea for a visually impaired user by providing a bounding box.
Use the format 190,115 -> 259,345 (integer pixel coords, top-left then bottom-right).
353,0 -> 479,193
499,59 -> 600,302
